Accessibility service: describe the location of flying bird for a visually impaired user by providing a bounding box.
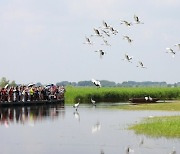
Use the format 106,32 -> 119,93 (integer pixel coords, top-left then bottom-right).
83,36 -> 93,45
101,29 -> 110,37
91,79 -> 101,88
95,49 -> 106,59
166,48 -> 176,57
122,54 -> 133,63
136,61 -> 147,68
91,28 -> 103,37
123,35 -> 133,43
120,20 -> 133,27
109,26 -> 118,35
174,44 -> 180,50
102,20 -> 110,29
134,15 -> 144,24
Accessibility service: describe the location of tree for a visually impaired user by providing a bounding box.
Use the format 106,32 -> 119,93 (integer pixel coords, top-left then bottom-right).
0,77 -> 9,87
10,80 -> 16,87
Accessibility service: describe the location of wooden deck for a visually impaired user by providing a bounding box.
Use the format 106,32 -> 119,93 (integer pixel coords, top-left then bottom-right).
0,99 -> 64,107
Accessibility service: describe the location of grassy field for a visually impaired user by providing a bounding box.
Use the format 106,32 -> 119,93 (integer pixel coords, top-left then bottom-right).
65,86 -> 180,104
129,116 -> 180,138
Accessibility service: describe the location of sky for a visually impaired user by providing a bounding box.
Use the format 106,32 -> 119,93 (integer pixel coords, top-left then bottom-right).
0,0 -> 180,84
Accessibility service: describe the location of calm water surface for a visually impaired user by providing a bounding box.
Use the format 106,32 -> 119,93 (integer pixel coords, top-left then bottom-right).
0,103 -> 179,154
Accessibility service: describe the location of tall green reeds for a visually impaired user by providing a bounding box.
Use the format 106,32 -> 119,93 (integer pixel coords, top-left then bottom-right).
65,86 -> 180,104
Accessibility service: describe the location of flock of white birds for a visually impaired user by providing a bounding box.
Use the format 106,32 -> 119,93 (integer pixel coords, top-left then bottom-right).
83,14 -> 147,89
83,14 -> 180,89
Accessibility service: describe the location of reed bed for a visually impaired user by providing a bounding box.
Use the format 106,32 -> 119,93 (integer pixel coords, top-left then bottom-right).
129,116 -> 180,138
65,86 -> 180,104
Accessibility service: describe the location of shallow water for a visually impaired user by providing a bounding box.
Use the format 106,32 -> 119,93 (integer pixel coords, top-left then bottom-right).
0,103 -> 179,154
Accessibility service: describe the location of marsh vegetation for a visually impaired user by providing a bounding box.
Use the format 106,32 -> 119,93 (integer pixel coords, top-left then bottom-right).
65,86 -> 180,103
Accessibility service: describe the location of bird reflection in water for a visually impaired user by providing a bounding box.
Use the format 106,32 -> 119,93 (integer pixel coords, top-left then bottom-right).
0,104 -> 65,127
92,121 -> 101,134
73,111 -> 80,122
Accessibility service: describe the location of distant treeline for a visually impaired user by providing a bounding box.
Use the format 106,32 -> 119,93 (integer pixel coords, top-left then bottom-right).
56,80 -> 180,87
1,77 -> 180,88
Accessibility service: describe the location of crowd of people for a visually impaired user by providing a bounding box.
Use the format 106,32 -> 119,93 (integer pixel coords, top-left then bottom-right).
0,84 -> 66,102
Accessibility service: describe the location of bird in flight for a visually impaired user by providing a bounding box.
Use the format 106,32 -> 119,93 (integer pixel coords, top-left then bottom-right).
83,36 -> 93,45
102,20 -> 110,29
122,54 -> 133,63
137,61 -> 147,68
174,44 -> 180,50
134,15 -> 144,24
95,49 -> 106,59
109,26 -> 118,35
120,20 -> 133,27
91,28 -> 103,37
123,35 -> 133,43
166,48 -> 176,57
91,79 -> 101,88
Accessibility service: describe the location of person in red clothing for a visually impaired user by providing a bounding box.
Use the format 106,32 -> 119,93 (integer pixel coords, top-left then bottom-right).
8,87 -> 14,102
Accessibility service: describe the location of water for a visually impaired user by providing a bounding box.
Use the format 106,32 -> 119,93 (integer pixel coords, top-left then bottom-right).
0,103 -> 179,154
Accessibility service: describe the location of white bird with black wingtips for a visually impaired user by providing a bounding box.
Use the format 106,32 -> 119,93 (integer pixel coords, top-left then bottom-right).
122,54 -> 133,63
83,36 -> 93,45
166,48 -> 176,57
91,28 -> 103,37
120,20 -> 133,27
102,20 -> 110,29
134,14 -> 144,24
101,29 -> 110,37
137,61 -> 147,68
95,49 -> 106,59
91,79 -> 101,88
109,26 -> 118,35
123,35 -> 133,43
174,43 -> 180,50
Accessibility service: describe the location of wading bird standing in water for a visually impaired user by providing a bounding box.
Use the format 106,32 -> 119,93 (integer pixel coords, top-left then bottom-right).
91,97 -> 96,106
73,99 -> 80,111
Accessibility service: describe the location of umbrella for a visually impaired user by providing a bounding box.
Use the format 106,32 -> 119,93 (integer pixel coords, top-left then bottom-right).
46,84 -> 54,88
4,84 -> 9,88
28,83 -> 35,87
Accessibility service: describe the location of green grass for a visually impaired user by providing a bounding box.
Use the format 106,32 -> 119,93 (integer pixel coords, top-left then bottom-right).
65,86 -> 180,104
129,116 -> 180,138
113,102 -> 180,111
